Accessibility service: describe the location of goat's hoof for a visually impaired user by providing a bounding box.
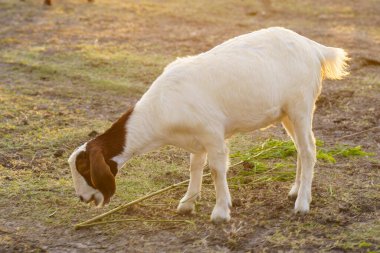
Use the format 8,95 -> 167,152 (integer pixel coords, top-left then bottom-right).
177,202 -> 195,214
294,207 -> 309,215
211,207 -> 230,223
288,184 -> 299,200
294,197 -> 310,214
211,214 -> 231,224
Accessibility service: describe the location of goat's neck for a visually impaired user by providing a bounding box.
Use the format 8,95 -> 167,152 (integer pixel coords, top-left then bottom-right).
112,106 -> 164,168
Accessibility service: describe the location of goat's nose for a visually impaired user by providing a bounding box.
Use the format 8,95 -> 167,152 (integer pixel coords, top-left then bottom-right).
79,195 -> 84,202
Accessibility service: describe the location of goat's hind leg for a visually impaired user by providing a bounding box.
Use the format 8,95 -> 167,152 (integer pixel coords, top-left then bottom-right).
177,153 -> 207,214
282,116 -> 302,199
288,114 -> 316,214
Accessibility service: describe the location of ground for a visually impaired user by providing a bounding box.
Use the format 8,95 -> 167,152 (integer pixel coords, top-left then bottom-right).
0,0 -> 379,252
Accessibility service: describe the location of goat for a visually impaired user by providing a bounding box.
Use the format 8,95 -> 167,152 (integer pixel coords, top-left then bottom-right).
68,27 -> 348,223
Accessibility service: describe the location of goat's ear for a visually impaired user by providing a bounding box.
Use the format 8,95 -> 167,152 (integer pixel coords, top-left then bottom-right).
89,149 -> 116,205
76,151 -> 88,174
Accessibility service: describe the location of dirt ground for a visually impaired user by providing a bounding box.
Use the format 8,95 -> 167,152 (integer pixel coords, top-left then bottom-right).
0,0 -> 379,252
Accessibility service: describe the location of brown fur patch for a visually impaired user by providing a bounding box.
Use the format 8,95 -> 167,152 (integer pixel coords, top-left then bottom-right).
75,151 -> 93,187
76,107 -> 134,202
89,147 -> 115,204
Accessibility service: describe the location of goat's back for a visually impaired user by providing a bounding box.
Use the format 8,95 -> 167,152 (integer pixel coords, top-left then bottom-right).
138,27 -> 347,136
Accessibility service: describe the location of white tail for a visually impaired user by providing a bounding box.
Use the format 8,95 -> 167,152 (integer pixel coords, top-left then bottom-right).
320,46 -> 349,80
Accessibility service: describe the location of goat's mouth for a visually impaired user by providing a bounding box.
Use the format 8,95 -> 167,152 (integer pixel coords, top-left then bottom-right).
85,194 -> 97,204
79,192 -> 105,207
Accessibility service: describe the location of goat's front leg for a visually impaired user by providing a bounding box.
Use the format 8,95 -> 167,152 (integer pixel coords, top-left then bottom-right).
177,153 -> 207,214
208,145 -> 231,223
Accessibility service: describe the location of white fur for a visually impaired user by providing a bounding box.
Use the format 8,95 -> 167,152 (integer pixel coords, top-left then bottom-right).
91,27 -> 349,221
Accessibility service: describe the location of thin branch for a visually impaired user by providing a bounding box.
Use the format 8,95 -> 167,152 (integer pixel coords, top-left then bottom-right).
74,174 -> 208,229
74,158 -> 265,229
250,145 -> 278,159
335,126 -> 379,141
75,219 -> 194,229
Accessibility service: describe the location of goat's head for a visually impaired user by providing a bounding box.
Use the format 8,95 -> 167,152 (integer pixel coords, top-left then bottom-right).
68,142 -> 117,207
68,107 -> 134,207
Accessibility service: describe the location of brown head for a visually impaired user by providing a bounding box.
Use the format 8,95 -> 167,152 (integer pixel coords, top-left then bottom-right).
68,108 -> 134,206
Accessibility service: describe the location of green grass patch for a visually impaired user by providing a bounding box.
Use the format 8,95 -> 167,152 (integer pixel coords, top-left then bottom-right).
229,138 -> 373,185
317,142 -> 374,163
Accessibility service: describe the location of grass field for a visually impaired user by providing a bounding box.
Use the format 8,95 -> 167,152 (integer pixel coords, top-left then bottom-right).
0,0 -> 379,252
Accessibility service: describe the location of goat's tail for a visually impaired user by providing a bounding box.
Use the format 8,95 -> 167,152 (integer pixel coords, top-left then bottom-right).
318,45 -> 349,80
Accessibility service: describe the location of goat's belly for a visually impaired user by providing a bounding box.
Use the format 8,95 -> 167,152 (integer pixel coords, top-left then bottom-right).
225,106 -> 284,137
167,134 -> 206,154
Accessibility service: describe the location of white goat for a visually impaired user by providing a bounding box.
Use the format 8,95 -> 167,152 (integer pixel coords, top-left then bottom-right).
68,27 -> 348,223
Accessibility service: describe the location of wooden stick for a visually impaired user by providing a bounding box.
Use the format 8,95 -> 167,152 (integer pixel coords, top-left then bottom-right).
335,126 -> 379,141
74,160 -> 247,229
75,218 -> 194,229
74,174 -> 207,229
74,149 -> 280,229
